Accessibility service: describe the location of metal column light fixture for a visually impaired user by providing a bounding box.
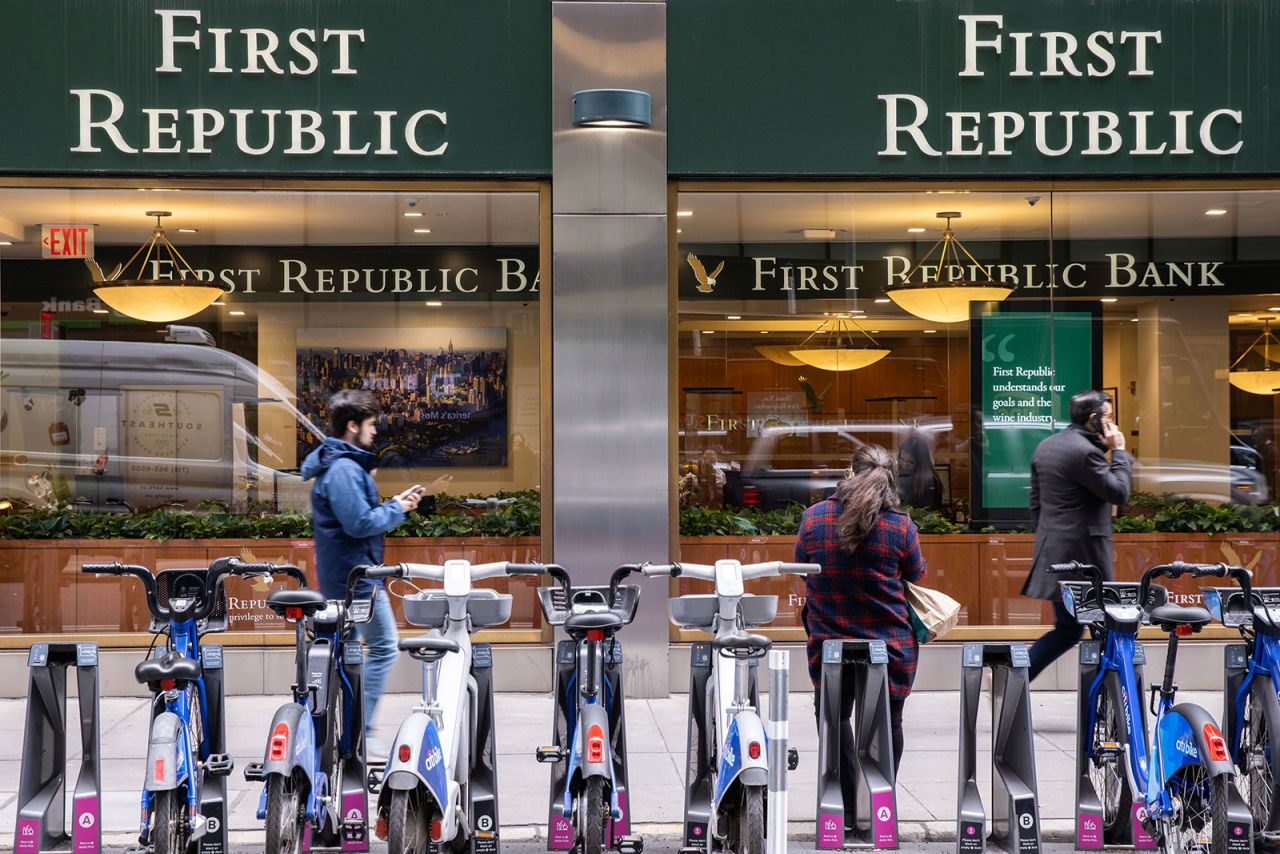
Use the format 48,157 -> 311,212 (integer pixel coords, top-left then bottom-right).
1229,318 -> 1280,395
885,211 -> 1013,323
571,89 -> 652,127
87,211 -> 223,323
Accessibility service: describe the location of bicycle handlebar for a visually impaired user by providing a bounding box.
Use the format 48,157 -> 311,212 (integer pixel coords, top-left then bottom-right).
82,557 -> 300,625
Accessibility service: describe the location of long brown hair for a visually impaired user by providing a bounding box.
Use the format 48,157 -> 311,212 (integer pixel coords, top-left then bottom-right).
834,444 -> 900,552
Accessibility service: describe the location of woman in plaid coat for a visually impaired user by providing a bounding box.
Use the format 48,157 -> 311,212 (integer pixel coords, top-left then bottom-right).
795,443 -> 926,775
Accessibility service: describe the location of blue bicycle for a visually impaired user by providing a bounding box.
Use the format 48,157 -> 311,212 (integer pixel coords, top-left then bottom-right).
244,564 -> 377,854
1056,560 -> 1250,854
81,557 -> 272,854
1203,563 -> 1280,849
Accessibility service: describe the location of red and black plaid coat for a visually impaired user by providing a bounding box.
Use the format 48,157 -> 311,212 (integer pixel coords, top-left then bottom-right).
794,501 -> 927,701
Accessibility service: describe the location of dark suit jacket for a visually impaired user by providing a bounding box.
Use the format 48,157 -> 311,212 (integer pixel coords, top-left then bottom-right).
1021,423 -> 1134,600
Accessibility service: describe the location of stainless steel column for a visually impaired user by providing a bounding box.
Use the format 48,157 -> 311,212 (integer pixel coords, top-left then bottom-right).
551,1 -> 670,698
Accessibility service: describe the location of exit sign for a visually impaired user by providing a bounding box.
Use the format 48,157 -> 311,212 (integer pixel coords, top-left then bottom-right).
41,225 -> 94,259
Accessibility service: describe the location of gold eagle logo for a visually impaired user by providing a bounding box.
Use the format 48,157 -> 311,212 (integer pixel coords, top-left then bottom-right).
686,253 -> 725,294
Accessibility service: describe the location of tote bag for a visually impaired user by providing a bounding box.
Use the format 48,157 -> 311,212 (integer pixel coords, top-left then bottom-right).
905,581 -> 961,643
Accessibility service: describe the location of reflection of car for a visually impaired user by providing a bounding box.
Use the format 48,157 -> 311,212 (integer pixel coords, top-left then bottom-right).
1134,436 -> 1269,505
723,418 -> 953,510
1,337 -> 323,512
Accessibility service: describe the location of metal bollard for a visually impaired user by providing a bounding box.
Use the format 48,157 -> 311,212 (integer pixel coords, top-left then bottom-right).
767,649 -> 790,854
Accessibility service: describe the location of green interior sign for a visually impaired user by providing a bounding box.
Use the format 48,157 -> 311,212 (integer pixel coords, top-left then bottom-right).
971,303 -> 1101,522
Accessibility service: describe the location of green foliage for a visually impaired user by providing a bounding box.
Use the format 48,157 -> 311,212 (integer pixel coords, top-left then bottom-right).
906,507 -> 965,534
0,490 -> 542,541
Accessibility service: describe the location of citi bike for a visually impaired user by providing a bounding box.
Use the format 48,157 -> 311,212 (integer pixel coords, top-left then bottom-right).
81,557 -> 275,854
243,563 -> 379,853
1056,560 -> 1252,854
1203,563 -> 1280,848
644,559 -> 821,854
362,558 -> 550,854
533,563 -> 645,854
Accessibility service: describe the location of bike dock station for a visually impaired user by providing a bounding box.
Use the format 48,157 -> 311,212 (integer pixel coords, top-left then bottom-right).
679,640 -> 760,851
193,643 -> 230,854
543,636 -> 634,850
14,642 -> 102,854
334,642 -> 370,852
466,642 -> 502,854
1073,638 -> 1154,850
815,639 -> 898,851
956,643 -> 1041,854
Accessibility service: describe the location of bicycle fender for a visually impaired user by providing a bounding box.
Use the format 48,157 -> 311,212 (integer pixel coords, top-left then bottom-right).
261,703 -> 316,781
381,714 -> 449,810
577,703 -> 613,779
714,714 -> 767,808
144,712 -> 186,791
1165,704 -> 1235,777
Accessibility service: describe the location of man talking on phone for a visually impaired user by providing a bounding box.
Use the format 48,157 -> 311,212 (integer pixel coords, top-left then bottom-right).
1022,389 -> 1133,682
302,388 -> 425,759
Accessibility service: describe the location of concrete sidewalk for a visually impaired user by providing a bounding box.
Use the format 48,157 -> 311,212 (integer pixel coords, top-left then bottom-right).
0,688 -> 1224,845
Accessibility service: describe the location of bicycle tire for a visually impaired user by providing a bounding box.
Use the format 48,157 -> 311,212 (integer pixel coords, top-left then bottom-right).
1241,681 -> 1280,846
1163,764 -> 1228,854
265,774 -> 306,854
582,776 -> 607,854
1090,674 -> 1135,843
151,789 -> 187,854
739,785 -> 765,854
387,788 -> 425,854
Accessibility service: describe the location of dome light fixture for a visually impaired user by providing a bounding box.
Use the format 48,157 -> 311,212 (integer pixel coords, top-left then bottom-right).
788,316 -> 890,372
1229,318 -> 1280,395
884,211 -> 1013,323
87,211 -> 222,323
572,89 -> 652,128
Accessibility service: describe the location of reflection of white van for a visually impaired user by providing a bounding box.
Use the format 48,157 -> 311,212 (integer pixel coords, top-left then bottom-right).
1,337 -> 323,512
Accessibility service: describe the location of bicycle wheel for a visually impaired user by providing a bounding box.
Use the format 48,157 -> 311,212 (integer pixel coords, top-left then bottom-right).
1163,764 -> 1229,854
265,775 -> 306,854
387,788 -> 426,854
151,789 -> 188,854
1089,682 -> 1134,841
581,776 -> 607,854
1240,686 -> 1280,844
737,785 -> 765,854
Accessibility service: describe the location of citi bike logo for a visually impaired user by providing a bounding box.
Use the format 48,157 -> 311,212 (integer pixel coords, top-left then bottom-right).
424,746 -> 443,771
722,743 -> 737,768
1081,818 -> 1098,832
823,818 -> 839,832
1176,736 -> 1200,758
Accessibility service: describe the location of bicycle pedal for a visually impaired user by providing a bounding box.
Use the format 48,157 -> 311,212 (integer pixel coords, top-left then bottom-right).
617,835 -> 644,854
536,745 -> 565,763
787,747 -> 800,771
343,816 -> 368,842
204,753 -> 234,776
124,846 -> 154,854
243,761 -> 266,782
1261,830 -> 1280,843
367,762 -> 386,791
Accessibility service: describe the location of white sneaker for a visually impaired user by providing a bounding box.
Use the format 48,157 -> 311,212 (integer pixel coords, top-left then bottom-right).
366,735 -> 390,762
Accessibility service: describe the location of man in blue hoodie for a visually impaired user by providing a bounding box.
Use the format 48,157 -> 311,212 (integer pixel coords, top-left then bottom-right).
302,389 -> 423,758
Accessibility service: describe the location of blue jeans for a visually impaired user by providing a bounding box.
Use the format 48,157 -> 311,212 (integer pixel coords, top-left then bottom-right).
356,590 -> 399,729
1027,594 -> 1083,682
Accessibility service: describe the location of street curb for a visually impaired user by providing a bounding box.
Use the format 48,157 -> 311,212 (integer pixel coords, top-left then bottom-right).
95,819 -> 1079,846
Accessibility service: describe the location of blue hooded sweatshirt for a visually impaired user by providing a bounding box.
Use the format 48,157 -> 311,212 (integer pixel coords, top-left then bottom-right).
301,437 -> 406,599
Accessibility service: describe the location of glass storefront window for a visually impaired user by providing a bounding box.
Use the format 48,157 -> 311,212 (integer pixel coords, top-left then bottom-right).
675,186 -> 1280,634
0,185 -> 545,637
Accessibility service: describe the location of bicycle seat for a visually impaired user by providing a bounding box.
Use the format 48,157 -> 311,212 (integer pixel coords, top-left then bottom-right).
564,611 -> 625,633
399,636 -> 461,661
135,652 -> 202,687
713,631 -> 772,656
266,589 -> 328,617
1148,603 -> 1213,632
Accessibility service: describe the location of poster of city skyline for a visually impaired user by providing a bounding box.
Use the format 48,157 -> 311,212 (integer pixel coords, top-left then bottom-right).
296,328 -> 509,467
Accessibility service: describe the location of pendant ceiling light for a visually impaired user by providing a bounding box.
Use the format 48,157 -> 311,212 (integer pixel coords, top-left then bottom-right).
755,344 -> 808,367
87,211 -> 223,323
885,211 -> 1013,323
789,316 -> 891,372
1229,318 -> 1280,395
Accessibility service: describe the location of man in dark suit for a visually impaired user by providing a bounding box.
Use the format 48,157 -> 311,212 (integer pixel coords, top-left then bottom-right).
1023,389 -> 1133,680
